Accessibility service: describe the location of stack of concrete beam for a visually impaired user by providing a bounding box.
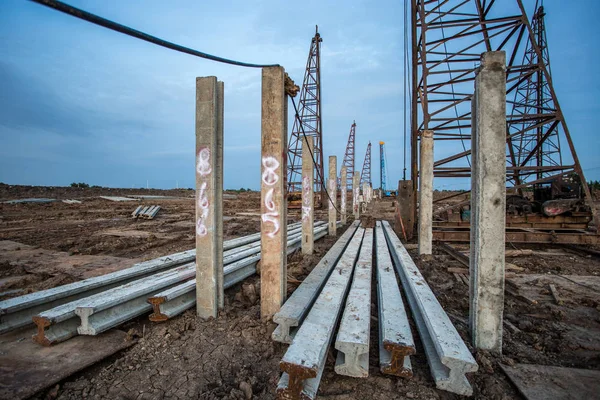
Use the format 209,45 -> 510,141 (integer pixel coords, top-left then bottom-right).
381,220 -> 478,396
27,222 -> 331,346
131,205 -> 161,219
277,226 -> 365,399
0,221 -> 330,344
147,221 -> 338,322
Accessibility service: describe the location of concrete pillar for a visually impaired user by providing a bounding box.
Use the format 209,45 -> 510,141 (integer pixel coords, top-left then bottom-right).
353,171 -> 360,219
397,180 -> 415,240
215,81 -> 224,309
418,130 -> 434,255
340,166 -> 347,224
469,51 -> 507,352
302,136 -> 314,255
260,66 -> 288,319
328,156 -> 338,235
195,76 -> 224,318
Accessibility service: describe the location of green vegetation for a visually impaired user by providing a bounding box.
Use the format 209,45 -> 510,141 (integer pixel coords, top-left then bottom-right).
70,182 -> 90,188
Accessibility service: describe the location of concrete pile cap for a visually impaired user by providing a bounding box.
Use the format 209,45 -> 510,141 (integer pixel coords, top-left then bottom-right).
272,221 -> 360,343
335,227 -> 373,378
277,227 -> 364,400
374,222 -> 415,378
381,221 -> 478,396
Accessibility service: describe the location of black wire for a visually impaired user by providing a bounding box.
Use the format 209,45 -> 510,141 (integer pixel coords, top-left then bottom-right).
290,96 -> 342,215
28,0 -> 279,69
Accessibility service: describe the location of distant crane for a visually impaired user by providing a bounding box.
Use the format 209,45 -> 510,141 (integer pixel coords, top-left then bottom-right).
341,121 -> 356,189
379,141 -> 394,197
360,142 -> 372,187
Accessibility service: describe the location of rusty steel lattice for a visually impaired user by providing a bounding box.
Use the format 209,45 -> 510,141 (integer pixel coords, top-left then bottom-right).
360,142 -> 372,186
342,121 -> 357,190
287,26 -> 324,200
410,0 -> 595,217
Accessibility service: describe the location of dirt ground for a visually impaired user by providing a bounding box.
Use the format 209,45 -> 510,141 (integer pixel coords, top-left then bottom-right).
1,185 -> 599,399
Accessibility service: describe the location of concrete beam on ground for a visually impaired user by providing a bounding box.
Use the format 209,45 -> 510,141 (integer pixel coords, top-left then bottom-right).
195,76 -> 223,319
335,228 -> 373,377
260,66 -> 288,319
340,166 -> 348,224
32,264 -> 195,346
374,222 -> 415,377
353,172 -> 360,219
302,136 -> 314,255
382,221 -> 478,396
272,221 -> 360,343
148,223 -> 335,322
469,51 -> 507,353
0,226 -> 303,335
418,130 -> 434,255
328,156 -> 337,236
277,227 -> 364,399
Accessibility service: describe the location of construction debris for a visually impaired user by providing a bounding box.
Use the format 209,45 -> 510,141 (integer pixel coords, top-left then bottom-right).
131,205 -> 161,219
99,196 -> 135,202
3,198 -> 55,204
62,199 -> 82,204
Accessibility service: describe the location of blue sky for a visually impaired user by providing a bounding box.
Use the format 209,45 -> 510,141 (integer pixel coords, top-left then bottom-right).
0,0 -> 599,190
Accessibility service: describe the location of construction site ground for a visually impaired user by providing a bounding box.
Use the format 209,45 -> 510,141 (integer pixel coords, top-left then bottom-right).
1,184 -> 599,399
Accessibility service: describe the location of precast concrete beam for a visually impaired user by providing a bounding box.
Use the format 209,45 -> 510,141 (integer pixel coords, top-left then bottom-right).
32,264 -> 195,346
335,228 -> 373,377
272,221 -> 360,343
148,223 -> 337,322
353,172 -> 360,219
418,130 -> 434,255
277,228 -> 364,400
0,226 -> 302,335
382,221 -> 478,396
374,222 -> 415,377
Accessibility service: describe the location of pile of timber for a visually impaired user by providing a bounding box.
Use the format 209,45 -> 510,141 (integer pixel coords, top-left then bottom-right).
273,220 -> 478,399
0,220 -> 334,346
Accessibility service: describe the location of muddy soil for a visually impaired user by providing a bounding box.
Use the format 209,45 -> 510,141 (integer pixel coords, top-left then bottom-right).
1,186 -> 599,399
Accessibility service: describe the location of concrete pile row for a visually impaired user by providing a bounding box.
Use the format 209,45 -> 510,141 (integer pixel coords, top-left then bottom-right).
0,221 -> 333,347
272,220 -> 478,399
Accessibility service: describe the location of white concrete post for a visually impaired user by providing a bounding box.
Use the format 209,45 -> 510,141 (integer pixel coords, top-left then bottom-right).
260,66 -> 288,320
353,171 -> 360,219
340,166 -> 347,224
195,76 -> 224,318
469,51 -> 507,352
418,130 -> 434,256
328,156 -> 337,235
302,136 -> 314,254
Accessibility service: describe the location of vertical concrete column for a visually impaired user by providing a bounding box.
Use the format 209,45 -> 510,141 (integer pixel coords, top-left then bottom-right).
353,171 -> 360,219
215,81 -> 224,309
260,66 -> 288,320
340,166 -> 347,224
396,180 -> 415,240
328,156 -> 337,235
195,76 -> 223,318
418,130 -> 434,256
469,51 -> 507,352
302,136 -> 314,255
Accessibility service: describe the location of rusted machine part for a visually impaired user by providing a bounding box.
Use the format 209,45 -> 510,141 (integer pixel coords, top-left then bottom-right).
32,315 -> 79,346
284,73 -> 299,97
277,363 -> 317,400
147,297 -> 169,322
380,342 -> 415,378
